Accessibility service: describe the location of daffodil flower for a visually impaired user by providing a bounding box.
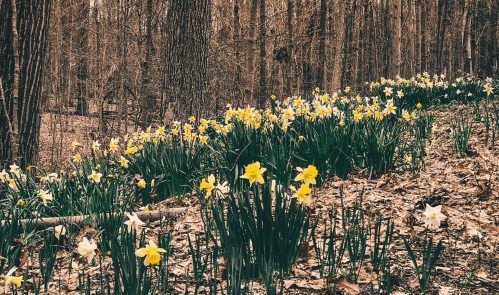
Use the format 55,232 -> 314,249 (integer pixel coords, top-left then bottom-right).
38,189 -> 53,206
135,240 -> 166,266
422,204 -> 446,228
291,184 -> 312,204
54,225 -> 66,240
137,179 -> 146,189
0,267 -> 23,288
124,212 -> 145,232
240,162 -> 266,185
294,165 -> 318,186
199,174 -> 216,198
88,170 -> 103,183
78,237 -> 98,264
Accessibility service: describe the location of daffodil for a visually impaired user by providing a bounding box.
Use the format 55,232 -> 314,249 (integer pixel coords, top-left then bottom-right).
120,156 -> 129,168
294,165 -> 318,186
422,204 -> 446,228
88,170 -> 102,183
383,87 -> 393,96
73,154 -> 81,162
137,178 -> 146,189
0,169 -> 9,182
78,237 -> 98,264
291,184 -> 312,204
1,267 -> 23,288
38,189 -> 53,206
54,225 -> 66,240
92,141 -> 101,150
199,174 -> 216,198
240,162 -> 266,185
124,212 -> 145,232
135,240 -> 166,266
71,141 -> 80,150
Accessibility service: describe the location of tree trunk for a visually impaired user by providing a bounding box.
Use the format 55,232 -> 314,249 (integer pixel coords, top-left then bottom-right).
463,0 -> 473,74
391,0 -> 401,77
416,0 -> 422,73
164,0 -> 211,120
316,0 -> 327,89
257,0 -> 267,109
75,0 -> 88,116
139,0 -> 153,130
233,0 -> 242,107
284,0 -> 293,96
245,0 -> 258,105
331,0 -> 345,92
0,0 -> 51,168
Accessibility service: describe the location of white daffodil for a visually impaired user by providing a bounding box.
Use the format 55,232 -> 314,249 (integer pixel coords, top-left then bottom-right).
38,189 -> 53,206
88,170 -> 103,183
47,173 -> 59,181
422,204 -> 446,228
9,164 -> 20,176
0,169 -> 9,182
54,225 -> 66,240
124,212 -> 145,232
92,141 -> 101,151
77,237 -> 98,264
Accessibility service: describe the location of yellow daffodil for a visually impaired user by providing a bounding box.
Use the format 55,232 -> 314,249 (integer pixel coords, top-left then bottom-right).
240,162 -> 266,185
120,156 -> 129,168
135,240 -> 166,266
291,184 -> 312,204
199,174 -> 216,199
294,165 -> 318,186
1,267 -> 23,288
137,179 -> 146,189
73,154 -> 81,162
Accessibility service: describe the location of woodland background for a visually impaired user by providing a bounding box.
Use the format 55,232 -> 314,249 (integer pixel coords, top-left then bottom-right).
0,0 -> 498,169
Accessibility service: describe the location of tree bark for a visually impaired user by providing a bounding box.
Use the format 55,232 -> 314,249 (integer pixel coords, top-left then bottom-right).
257,0 -> 267,109
331,0 -> 345,92
139,0 -> 153,130
245,0 -> 258,105
164,0 -> 211,120
0,0 -> 51,168
391,0 -> 401,77
463,0 -> 473,74
316,0 -> 327,89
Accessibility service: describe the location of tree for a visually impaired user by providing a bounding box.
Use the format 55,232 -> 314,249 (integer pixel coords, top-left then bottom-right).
0,0 -> 52,168
164,0 -> 210,120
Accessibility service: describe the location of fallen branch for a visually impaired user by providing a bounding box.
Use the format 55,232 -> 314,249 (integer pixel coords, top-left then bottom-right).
1,208 -> 187,230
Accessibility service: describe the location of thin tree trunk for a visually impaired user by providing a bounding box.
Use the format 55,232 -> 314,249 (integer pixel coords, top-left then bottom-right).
245,0 -> 258,105
257,0 -> 267,109
9,0 -> 20,164
391,0 -> 401,77
331,0 -> 345,92
316,0 -> 327,89
139,0 -> 153,130
284,0 -> 293,96
233,0 -> 242,107
463,0 -> 473,74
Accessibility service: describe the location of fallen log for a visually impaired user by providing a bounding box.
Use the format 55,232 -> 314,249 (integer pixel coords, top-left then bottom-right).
1,207 -> 187,230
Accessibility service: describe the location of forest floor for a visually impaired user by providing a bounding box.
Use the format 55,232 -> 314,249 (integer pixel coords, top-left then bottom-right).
18,104 -> 499,295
